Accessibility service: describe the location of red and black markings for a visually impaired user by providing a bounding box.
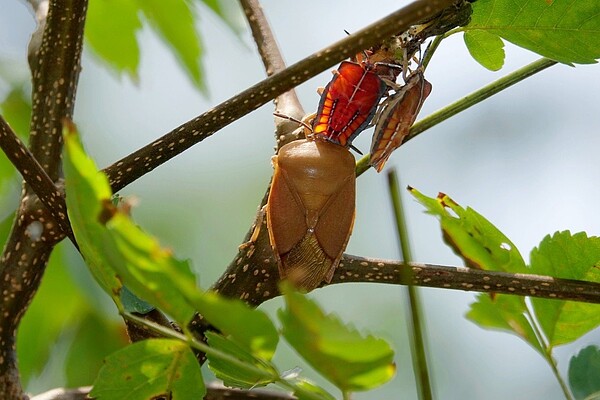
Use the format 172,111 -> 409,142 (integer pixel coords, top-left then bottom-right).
312,61 -> 387,147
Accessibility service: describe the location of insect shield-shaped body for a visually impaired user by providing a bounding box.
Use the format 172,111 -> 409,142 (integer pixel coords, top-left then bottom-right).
267,139 -> 356,291
369,70 -> 432,172
313,61 -> 387,147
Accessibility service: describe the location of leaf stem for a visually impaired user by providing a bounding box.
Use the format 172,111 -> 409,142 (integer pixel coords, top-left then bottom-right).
523,308 -> 574,400
421,34 -> 444,70
356,57 -> 557,176
123,312 -> 329,400
546,352 -> 574,400
123,312 -> 275,380
387,170 -> 433,400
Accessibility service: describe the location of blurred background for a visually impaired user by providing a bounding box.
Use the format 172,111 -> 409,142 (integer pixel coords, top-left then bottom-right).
1,0 -> 600,398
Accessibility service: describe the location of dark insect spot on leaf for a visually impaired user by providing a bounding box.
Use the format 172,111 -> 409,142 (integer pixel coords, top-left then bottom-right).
124,374 -> 132,381
437,192 -> 448,207
151,392 -> 172,400
484,246 -> 492,254
468,231 -> 474,237
98,199 -> 117,225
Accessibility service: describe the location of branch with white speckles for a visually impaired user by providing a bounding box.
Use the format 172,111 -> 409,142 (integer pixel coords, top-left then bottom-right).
0,0 -> 88,398
28,0 -> 87,180
210,216 -> 600,306
0,115 -> 75,242
102,0 -> 457,193
331,256 -> 600,303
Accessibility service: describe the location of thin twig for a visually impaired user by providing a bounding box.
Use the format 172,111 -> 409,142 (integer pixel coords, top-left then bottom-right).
332,256 -> 600,304
102,0 -> 457,193
388,170 -> 433,400
0,115 -> 75,242
239,0 -> 305,147
211,214 -> 600,306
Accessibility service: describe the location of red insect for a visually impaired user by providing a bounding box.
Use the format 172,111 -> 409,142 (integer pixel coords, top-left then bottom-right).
313,61 -> 387,147
370,70 -> 432,172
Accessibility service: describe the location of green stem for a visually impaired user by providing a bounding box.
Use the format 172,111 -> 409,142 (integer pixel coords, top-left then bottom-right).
523,309 -> 574,400
356,58 -> 558,176
123,312 -> 275,381
545,350 -> 574,400
387,170 -> 433,400
124,312 -> 329,400
421,34 -> 444,70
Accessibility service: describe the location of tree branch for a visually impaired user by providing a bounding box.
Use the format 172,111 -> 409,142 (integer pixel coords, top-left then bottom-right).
102,0 -> 456,193
0,115 -> 74,242
0,0 -> 88,397
212,214 -> 600,305
26,0 -> 49,69
28,0 -> 86,179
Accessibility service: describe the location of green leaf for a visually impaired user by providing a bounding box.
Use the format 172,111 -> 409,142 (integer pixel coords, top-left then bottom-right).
17,244 -> 90,385
65,312 -> 128,387
278,283 -> 395,393
0,87 -> 31,192
0,86 -> 30,137
193,291 -> 278,360
569,346 -> 600,400
106,213 -> 198,325
464,30 -> 505,70
529,231 -> 600,347
90,339 -> 205,399
409,187 -> 526,273
121,285 -> 155,315
285,377 -> 336,400
205,331 -> 278,389
85,0 -> 142,79
0,211 -> 14,247
86,0 -> 243,91
137,0 -> 205,91
467,0 -> 600,65
200,0 -> 244,35
64,125 -> 198,325
466,293 -> 543,354
63,123 -> 124,302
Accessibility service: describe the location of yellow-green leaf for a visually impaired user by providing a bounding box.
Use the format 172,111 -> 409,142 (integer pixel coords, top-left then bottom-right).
90,339 -> 205,399
467,0 -> 600,65
64,124 -> 197,324
205,331 -> 277,389
464,29 -> 505,70
278,283 -> 395,393
466,293 -> 543,354
409,187 -> 526,273
63,124 -> 123,302
86,0 -> 142,79
530,231 -> 600,347
193,291 -> 278,360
